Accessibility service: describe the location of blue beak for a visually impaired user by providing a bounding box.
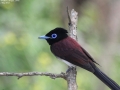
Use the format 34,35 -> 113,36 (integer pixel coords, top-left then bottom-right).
38,35 -> 50,39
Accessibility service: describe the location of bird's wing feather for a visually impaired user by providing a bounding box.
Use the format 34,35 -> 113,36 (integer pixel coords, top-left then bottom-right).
81,47 -> 99,65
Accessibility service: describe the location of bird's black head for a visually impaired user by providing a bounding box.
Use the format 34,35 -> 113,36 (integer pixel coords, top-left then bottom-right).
38,28 -> 68,45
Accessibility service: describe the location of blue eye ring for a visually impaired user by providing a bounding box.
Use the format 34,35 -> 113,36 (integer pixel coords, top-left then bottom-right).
51,33 -> 57,39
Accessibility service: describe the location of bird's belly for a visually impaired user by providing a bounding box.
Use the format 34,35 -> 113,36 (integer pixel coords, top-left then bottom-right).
62,60 -> 75,67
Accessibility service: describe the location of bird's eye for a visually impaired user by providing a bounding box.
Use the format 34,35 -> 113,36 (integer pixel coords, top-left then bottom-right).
51,33 -> 57,39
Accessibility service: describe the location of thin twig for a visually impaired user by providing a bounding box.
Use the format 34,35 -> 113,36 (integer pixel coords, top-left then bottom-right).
67,6 -> 72,25
0,72 -> 66,79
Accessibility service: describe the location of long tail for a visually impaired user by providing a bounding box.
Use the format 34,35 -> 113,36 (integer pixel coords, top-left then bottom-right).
93,67 -> 120,90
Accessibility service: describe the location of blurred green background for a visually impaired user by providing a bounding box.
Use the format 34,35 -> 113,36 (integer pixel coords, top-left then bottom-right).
0,0 -> 120,90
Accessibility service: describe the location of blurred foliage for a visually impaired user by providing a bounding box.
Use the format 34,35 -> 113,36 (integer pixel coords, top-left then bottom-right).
0,0 -> 120,90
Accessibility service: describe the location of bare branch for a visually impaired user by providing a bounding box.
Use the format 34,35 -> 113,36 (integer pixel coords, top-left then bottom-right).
68,9 -> 78,40
67,8 -> 78,90
0,72 -> 66,79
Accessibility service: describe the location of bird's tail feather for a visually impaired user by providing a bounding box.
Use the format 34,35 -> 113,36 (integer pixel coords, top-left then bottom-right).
93,67 -> 120,90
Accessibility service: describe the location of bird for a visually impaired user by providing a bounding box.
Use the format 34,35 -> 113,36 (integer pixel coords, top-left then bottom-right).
38,27 -> 120,90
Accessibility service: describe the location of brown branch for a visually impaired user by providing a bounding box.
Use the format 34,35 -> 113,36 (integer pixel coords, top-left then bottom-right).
68,9 -> 78,40
0,72 -> 66,79
67,8 -> 78,90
